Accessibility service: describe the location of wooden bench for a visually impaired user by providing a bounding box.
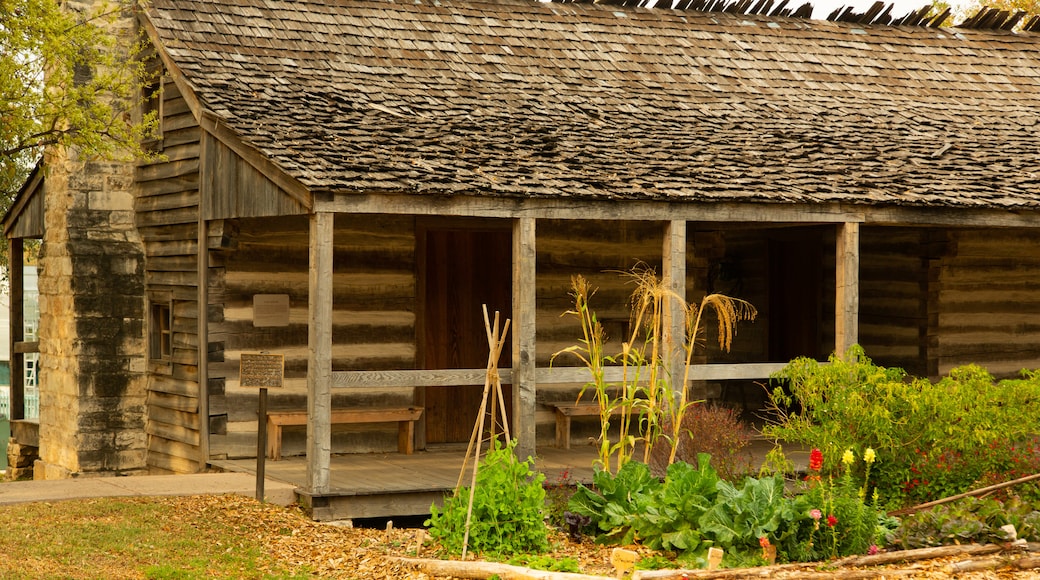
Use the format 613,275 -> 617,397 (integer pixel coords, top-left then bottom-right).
548,403 -> 622,450
265,407 -> 424,460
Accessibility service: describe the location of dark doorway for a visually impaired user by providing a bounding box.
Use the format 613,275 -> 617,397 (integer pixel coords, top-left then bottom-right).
768,233 -> 823,362
420,227 -> 513,445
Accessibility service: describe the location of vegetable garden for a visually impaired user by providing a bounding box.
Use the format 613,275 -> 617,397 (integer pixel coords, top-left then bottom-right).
414,272 -> 1040,577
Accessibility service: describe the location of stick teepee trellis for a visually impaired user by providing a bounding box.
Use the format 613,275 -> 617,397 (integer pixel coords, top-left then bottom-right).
457,305 -> 511,560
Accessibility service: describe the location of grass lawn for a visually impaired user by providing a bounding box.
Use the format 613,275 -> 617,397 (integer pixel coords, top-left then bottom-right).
0,494 -> 409,579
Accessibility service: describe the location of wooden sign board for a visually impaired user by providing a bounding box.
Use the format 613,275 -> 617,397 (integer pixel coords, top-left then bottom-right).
240,353 -> 284,388
253,294 -> 290,327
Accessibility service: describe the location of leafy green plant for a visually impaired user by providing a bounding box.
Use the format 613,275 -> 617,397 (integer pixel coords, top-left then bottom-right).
505,554 -> 581,572
700,474 -> 791,555
763,348 -> 1040,507
426,439 -> 549,556
567,459 -> 663,545
628,457 -> 722,553
887,497 -> 1040,549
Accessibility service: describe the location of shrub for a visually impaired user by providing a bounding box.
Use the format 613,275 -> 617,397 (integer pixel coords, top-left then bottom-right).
426,439 -> 549,556
650,403 -> 755,481
762,347 -> 1040,507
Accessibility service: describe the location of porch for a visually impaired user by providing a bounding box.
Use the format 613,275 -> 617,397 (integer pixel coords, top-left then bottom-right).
209,436 -> 806,521
211,444 -> 601,521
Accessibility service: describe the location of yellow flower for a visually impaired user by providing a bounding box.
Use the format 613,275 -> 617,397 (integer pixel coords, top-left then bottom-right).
864,448 -> 876,464
842,449 -> 855,465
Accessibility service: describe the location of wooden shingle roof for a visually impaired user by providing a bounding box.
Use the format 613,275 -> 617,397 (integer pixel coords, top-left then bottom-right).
142,0 -> 1040,210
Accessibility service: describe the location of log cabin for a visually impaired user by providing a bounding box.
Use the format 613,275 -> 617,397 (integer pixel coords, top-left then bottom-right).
5,0 -> 1040,518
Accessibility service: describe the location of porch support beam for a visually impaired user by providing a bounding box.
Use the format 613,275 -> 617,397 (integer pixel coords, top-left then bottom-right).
835,221 -> 860,358
662,221 -> 687,394
512,217 -> 537,460
319,195 -> 1038,228
307,211 -> 335,494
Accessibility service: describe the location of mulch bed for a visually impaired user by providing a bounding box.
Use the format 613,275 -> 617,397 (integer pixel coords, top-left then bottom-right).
177,494 -> 1040,579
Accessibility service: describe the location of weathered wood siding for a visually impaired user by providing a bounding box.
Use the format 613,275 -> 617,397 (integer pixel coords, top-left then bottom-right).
936,228 -> 1040,378
135,77 -> 203,474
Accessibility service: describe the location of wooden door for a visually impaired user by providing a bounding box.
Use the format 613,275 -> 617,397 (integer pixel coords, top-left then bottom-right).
421,228 -> 513,444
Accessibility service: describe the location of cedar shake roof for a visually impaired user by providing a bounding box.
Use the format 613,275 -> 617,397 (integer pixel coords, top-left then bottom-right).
142,0 -> 1040,209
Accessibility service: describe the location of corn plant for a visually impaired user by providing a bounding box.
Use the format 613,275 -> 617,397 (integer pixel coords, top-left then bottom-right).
554,267 -> 755,474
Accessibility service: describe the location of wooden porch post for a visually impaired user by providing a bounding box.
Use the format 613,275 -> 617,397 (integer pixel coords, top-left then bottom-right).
835,222 -> 860,358
663,220 -> 687,394
307,211 -> 334,493
512,217 -> 536,460
9,237 -> 24,421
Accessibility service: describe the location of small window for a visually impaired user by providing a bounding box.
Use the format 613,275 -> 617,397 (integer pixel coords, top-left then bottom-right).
150,302 -> 172,360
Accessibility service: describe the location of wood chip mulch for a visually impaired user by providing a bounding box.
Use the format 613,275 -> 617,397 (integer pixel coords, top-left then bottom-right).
175,495 -> 1040,579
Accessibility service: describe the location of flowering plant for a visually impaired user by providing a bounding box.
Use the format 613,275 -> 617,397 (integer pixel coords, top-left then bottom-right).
776,447 -> 884,561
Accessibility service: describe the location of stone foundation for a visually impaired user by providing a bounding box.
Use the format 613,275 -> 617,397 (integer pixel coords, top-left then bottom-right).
7,439 -> 39,481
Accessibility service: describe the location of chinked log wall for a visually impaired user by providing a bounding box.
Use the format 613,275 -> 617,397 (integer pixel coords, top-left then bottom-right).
210,219 -> 1040,460
135,77 -> 205,474
936,228 -> 1040,378
212,218 -> 698,459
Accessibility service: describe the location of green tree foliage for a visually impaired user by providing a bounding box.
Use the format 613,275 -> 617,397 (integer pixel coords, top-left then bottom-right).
1,0 -> 157,199
962,0 -> 1040,18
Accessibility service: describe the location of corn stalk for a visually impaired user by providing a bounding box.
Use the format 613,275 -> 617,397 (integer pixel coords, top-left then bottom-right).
554,267 -> 757,474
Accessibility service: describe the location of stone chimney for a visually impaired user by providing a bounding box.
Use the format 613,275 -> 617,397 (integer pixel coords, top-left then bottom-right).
34,1 -> 148,479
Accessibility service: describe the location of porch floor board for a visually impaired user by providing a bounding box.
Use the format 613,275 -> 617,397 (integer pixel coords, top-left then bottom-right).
209,439 -> 803,520
210,444 -> 601,520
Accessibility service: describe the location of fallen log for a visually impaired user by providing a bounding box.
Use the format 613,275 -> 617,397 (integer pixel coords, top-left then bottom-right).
399,543 -> 1032,580
394,557 -> 616,580
834,542 -> 1006,567
632,566 -> 913,579
948,557 -> 1007,573
631,563 -> 806,579
1013,556 -> 1040,570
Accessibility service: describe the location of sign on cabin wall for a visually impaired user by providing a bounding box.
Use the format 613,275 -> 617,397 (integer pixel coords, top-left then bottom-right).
240,353 -> 284,388
253,294 -> 290,327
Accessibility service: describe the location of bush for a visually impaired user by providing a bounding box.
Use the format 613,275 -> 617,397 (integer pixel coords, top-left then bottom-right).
426,439 -> 549,556
762,347 -> 1040,507
650,403 -> 755,481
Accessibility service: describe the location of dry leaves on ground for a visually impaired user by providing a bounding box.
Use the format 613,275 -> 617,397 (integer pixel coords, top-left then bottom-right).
44,494 -> 1040,579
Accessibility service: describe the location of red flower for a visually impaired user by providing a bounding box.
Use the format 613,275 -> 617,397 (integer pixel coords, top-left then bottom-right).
759,536 -> 771,548
809,448 -> 824,471
827,514 -> 838,528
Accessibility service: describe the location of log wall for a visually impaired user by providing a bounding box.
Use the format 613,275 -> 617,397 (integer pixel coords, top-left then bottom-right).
211,215 -> 418,458
211,217 -> 773,458
936,228 -> 1040,378
200,213 -> 1040,459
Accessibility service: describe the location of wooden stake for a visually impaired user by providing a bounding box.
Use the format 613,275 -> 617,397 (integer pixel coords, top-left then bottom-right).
458,305 -> 511,560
